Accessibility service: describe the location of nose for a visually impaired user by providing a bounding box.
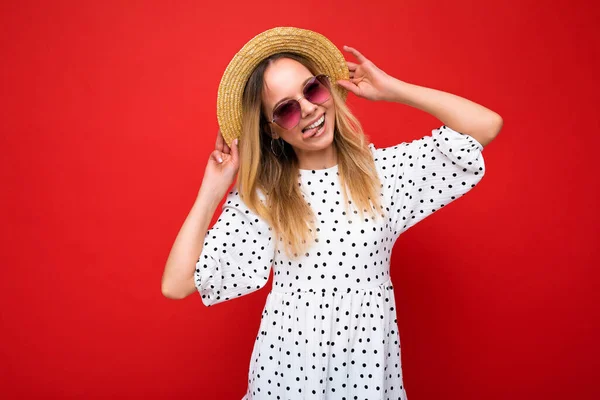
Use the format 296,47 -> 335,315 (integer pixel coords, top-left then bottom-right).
299,97 -> 318,119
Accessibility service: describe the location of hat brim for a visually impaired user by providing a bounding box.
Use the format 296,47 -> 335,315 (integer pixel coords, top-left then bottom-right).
217,27 -> 350,147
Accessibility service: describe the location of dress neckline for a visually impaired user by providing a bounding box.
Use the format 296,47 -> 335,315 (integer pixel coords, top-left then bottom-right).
298,164 -> 339,176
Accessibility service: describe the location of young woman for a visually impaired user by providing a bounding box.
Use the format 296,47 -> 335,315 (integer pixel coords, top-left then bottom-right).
162,27 -> 502,400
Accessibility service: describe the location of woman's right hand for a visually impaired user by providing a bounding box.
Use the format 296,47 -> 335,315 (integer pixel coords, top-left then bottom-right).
200,129 -> 240,198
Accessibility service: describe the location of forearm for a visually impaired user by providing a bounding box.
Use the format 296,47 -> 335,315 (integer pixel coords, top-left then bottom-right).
161,185 -> 222,299
383,77 -> 503,146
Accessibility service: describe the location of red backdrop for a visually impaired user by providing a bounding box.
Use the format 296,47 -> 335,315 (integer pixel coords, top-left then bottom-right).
1,0 -> 598,399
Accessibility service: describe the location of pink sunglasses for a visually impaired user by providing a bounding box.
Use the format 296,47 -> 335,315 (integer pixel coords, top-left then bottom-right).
267,74 -> 332,130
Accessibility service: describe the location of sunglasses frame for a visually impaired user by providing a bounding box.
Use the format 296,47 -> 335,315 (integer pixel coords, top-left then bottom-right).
267,74 -> 332,131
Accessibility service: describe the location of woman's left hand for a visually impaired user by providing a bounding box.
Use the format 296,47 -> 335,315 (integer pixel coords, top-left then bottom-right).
336,46 -> 397,102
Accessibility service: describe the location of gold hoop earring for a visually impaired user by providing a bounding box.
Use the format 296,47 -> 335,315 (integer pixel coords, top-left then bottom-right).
270,136 -> 285,158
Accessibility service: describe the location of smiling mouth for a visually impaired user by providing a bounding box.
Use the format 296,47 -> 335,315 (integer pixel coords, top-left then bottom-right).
302,114 -> 326,135
302,117 -> 327,139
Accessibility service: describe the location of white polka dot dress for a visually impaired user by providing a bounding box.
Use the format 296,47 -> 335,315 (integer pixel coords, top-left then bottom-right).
195,125 -> 486,399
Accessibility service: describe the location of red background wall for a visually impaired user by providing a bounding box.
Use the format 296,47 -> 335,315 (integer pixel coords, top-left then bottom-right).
1,1 -> 598,399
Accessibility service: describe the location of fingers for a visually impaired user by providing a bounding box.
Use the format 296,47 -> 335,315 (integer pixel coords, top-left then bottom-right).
211,150 -> 224,164
211,139 -> 237,164
336,79 -> 360,96
230,137 -> 239,163
343,45 -> 367,63
215,129 -> 224,152
216,128 -> 233,154
346,61 -> 358,71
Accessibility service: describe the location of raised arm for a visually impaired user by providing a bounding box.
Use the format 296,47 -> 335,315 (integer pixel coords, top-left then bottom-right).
336,45 -> 503,146
382,78 -> 503,148
161,187 -> 223,299
161,130 -> 240,300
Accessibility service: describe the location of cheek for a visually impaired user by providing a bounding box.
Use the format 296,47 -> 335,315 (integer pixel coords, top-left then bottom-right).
326,102 -> 336,117
327,108 -> 336,128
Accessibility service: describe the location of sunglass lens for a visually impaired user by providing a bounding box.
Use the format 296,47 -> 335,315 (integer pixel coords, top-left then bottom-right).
304,76 -> 330,104
274,100 -> 301,130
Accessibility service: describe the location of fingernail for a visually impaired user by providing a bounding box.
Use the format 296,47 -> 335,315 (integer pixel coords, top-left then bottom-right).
218,157 -> 223,163
234,138 -> 238,145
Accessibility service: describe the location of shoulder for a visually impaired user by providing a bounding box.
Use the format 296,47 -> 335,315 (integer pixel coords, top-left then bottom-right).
225,184 -> 268,206
367,141 -> 412,167
221,185 -> 272,228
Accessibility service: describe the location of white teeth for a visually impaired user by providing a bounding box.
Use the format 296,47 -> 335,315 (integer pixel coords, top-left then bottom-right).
304,115 -> 325,131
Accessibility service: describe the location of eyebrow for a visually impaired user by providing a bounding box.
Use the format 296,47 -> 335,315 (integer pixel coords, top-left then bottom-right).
272,76 -> 314,110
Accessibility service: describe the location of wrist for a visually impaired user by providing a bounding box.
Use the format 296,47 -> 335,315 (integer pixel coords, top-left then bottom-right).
382,77 -> 410,103
197,184 -> 225,209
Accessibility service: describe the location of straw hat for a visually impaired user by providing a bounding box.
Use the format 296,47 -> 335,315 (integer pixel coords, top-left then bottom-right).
216,26 -> 350,147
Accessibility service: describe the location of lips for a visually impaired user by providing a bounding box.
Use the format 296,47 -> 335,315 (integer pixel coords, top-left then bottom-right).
302,116 -> 326,139
303,114 -> 324,131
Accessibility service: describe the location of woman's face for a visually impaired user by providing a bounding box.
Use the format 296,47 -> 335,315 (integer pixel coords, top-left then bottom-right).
262,58 -> 336,158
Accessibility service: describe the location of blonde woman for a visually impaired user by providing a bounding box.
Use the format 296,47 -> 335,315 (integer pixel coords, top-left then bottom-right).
162,27 -> 502,400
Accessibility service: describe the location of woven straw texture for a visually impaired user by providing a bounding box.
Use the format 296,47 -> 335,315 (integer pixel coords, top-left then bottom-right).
216,27 -> 350,147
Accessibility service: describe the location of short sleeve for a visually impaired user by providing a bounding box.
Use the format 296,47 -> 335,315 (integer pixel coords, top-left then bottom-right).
369,125 -> 486,239
194,188 -> 275,307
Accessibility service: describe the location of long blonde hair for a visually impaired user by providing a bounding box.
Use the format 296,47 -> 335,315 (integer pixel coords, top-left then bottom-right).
235,52 -> 384,259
